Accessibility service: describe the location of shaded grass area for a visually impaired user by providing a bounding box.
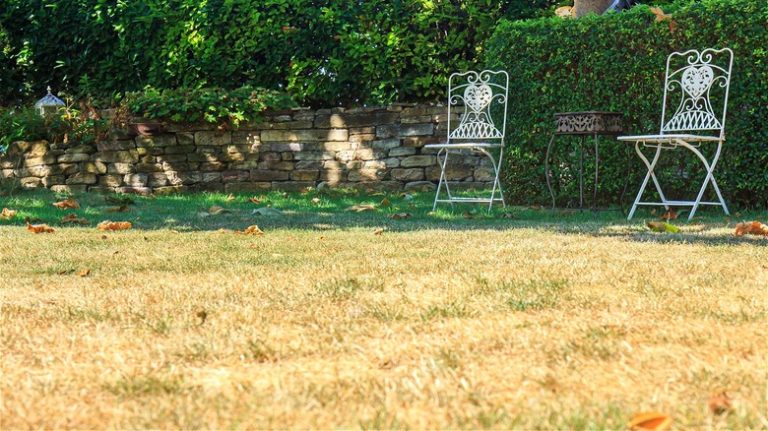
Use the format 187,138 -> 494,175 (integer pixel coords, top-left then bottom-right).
1,188 -> 767,429
2,187 -> 767,237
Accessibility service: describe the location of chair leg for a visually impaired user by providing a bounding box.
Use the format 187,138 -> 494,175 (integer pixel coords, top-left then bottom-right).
628,142 -> 668,220
495,148 -> 507,209
432,148 -> 451,211
674,139 -> 729,220
477,147 -> 506,211
545,134 -> 557,210
593,133 -> 599,210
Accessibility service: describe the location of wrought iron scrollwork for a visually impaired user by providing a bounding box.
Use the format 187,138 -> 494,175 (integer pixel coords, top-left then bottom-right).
448,70 -> 508,140
554,112 -> 623,135
662,48 -> 733,133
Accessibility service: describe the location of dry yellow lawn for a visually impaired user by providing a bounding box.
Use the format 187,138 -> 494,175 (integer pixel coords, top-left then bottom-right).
1,223 -> 767,429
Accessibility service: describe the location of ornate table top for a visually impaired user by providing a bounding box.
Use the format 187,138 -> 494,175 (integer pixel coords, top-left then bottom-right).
554,111 -> 623,135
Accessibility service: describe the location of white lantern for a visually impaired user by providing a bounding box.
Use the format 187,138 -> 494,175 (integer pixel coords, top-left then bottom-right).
34,86 -> 65,116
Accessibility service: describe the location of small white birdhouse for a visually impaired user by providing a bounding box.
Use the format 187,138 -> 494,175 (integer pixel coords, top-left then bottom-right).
34,86 -> 65,116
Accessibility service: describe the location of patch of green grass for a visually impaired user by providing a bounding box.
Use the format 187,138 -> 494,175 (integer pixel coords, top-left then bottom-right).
4,187 -> 760,235
421,300 -> 475,321
359,408 -> 408,431
245,338 -> 278,363
315,277 -> 382,300
63,306 -> 118,323
435,348 -> 462,369
106,375 -> 186,397
501,280 -> 568,311
366,301 -> 407,322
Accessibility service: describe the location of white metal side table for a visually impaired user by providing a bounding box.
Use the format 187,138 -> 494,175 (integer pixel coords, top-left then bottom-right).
544,111 -> 624,210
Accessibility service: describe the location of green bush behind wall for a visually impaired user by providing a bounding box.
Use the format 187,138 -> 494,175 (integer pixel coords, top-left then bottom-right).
0,0 -> 566,107
485,0 -> 768,208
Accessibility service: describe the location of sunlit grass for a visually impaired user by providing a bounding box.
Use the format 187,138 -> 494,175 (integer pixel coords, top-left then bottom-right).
1,188 -> 767,429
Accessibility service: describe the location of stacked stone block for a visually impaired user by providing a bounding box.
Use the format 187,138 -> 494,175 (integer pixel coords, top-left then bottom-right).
0,105 -> 496,194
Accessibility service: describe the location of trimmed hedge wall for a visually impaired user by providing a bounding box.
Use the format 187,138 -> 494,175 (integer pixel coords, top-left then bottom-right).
486,0 -> 768,208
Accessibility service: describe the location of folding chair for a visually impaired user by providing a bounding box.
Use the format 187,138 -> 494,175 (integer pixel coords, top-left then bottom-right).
425,70 -> 509,211
618,48 -> 734,221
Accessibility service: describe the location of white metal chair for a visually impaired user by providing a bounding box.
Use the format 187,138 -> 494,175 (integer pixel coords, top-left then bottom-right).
618,48 -> 734,221
425,70 -> 509,211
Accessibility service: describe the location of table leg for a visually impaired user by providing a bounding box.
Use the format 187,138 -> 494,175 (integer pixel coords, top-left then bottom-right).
619,140 -> 632,216
545,134 -> 557,210
593,133 -> 599,211
579,135 -> 585,210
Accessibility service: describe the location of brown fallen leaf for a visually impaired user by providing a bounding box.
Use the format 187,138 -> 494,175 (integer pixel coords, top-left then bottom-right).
649,6 -> 677,32
378,359 -> 396,369
26,222 -> 55,234
104,205 -> 129,213
647,221 -> 680,233
347,204 -> 376,213
379,197 -> 391,207
208,205 -> 230,215
373,228 -> 385,235
1,207 -> 17,220
660,209 -> 678,221
249,197 -> 262,204
236,225 -> 264,236
708,391 -> 732,415
388,213 -> 411,220
555,5 -> 572,18
61,214 -> 89,225
52,198 -> 80,209
628,412 -> 672,431
76,269 -> 91,277
734,221 -> 768,237
196,309 -> 208,325
97,221 -> 132,231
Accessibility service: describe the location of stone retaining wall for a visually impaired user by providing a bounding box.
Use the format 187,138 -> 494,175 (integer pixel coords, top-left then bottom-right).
0,105 -> 495,194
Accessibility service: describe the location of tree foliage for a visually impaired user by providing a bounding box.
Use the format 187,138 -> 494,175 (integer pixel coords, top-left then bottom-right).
0,0 -> 561,107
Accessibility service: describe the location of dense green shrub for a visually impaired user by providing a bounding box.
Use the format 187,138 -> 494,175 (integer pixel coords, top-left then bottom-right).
0,1 -> 568,107
123,86 -> 297,126
486,0 -> 768,207
0,107 -> 47,153
0,104 -> 107,154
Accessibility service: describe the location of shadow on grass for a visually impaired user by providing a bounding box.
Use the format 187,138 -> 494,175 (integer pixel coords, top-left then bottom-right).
1,188 -> 766,247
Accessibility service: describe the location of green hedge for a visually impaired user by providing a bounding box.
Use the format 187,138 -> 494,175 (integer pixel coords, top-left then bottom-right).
0,1 -> 565,107
485,0 -> 768,208
123,86 -> 297,126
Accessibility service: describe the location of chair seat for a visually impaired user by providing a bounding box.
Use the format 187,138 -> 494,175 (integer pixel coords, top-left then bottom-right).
424,142 -> 502,149
617,134 -> 722,143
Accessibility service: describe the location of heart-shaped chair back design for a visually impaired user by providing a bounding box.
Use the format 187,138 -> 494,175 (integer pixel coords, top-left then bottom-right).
464,84 -> 493,113
681,65 -> 714,99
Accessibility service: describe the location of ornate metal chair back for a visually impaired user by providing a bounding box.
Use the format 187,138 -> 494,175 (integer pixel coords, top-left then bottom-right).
447,70 -> 509,143
660,48 -> 734,139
